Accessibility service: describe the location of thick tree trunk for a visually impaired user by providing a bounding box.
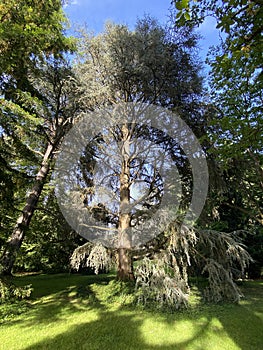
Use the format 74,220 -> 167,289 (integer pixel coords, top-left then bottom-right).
117,124 -> 134,281
0,143 -> 54,275
117,248 -> 134,281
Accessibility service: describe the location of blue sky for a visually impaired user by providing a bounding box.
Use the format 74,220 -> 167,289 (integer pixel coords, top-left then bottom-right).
64,0 -> 173,31
63,0 -> 221,64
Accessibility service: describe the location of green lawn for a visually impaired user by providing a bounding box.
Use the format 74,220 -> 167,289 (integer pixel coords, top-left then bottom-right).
0,273 -> 262,350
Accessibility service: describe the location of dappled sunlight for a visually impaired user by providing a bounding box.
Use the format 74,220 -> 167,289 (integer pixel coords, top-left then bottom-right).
1,275 -> 262,350
254,311 -> 263,320
140,318 -> 201,346
140,316 -> 238,350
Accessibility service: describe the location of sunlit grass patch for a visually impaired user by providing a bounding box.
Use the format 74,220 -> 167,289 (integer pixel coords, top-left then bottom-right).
0,274 -> 262,350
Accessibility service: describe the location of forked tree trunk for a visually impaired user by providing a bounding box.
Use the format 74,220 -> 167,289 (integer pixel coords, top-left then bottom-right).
0,143 -> 54,275
117,124 -> 134,281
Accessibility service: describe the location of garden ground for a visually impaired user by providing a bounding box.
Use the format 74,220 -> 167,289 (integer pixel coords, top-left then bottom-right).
0,273 -> 262,350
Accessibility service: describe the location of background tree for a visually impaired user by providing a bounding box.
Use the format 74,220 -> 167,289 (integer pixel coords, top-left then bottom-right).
14,189 -> 84,273
173,0 -> 263,277
0,0 -> 72,81
173,0 -> 262,219
0,0 -> 77,275
0,58 -> 80,275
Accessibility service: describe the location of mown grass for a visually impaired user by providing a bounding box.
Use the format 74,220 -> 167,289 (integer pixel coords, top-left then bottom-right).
0,273 -> 262,350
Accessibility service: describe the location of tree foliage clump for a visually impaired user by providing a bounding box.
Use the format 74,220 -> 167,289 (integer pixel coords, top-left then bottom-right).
70,242 -> 112,275
0,279 -> 32,303
0,0 -> 74,78
136,225 -> 251,307
135,257 -> 189,310
70,223 -> 251,308
173,0 -> 263,227
12,191 -> 81,273
75,18 -> 202,108
197,230 -> 251,302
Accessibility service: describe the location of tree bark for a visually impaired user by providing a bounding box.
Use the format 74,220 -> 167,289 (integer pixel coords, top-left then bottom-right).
117,248 -> 134,281
117,124 -> 134,281
0,143 -> 54,275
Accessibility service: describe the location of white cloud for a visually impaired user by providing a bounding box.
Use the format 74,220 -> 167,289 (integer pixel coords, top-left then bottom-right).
63,0 -> 79,8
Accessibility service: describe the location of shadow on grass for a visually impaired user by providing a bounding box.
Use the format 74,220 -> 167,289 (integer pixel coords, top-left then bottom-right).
4,275 -> 263,350
0,273 -> 111,327
216,281 -> 263,350
23,309 -> 214,350
8,273 -> 112,325
13,273 -> 113,299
